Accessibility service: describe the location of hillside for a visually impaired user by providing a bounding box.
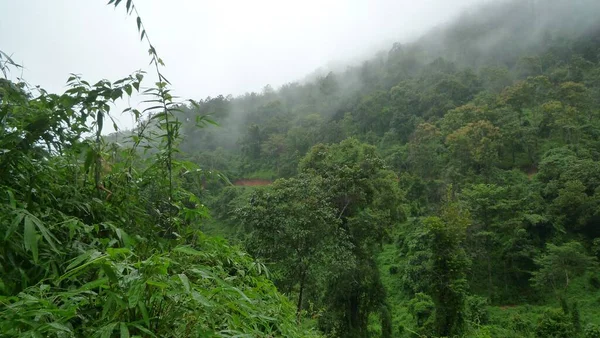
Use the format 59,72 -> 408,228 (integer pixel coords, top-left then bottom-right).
3,0 -> 600,337
170,0 -> 600,336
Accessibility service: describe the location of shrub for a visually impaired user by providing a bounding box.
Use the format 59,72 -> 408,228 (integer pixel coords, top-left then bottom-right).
535,308 -> 574,338
466,295 -> 490,325
584,323 -> 600,338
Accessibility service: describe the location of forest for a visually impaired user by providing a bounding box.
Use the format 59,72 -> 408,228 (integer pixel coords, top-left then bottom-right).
2,0 -> 600,337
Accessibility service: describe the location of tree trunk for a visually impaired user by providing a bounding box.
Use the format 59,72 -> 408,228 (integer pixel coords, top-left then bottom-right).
296,270 -> 306,323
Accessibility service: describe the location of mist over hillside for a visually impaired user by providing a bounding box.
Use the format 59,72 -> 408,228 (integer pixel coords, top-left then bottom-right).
5,0 -> 600,336
155,0 -> 600,178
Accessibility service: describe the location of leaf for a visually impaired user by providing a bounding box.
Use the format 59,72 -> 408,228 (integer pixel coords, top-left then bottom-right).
191,291 -> 213,307
128,282 -> 144,308
178,273 -> 191,293
97,322 -> 118,338
138,302 -> 150,327
48,322 -> 72,332
131,324 -> 156,337
79,277 -> 109,291
120,322 -> 130,338
107,247 -> 131,257
140,30 -> 146,41
102,264 -> 119,284
124,84 -> 132,96
146,280 -> 169,289
173,245 -> 204,256
66,250 -> 94,271
28,213 -> 61,253
58,253 -> 108,283
23,216 -> 39,263
5,211 -> 24,240
136,16 -> 141,32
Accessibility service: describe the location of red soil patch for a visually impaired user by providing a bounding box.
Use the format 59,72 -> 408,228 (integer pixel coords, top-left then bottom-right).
233,179 -> 273,187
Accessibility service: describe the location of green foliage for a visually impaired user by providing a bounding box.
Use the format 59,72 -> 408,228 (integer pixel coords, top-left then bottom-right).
466,295 -> 490,326
0,1 -> 323,336
584,323 -> 600,338
239,175 -> 349,319
535,308 -> 575,338
407,293 -> 435,334
531,241 -> 597,292
10,0 -> 600,336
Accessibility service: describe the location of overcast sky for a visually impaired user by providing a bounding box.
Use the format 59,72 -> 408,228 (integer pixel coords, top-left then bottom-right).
1,0 -> 491,131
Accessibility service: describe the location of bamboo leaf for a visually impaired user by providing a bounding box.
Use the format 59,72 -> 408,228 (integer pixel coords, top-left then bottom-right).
102,264 -> 119,284
5,211 -> 24,240
128,282 -> 144,308
138,302 -> 150,327
178,273 -> 191,293
97,322 -> 118,338
120,322 -> 130,338
23,215 -> 39,263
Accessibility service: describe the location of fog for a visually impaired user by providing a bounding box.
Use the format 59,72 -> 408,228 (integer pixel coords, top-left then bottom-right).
1,0 -> 494,130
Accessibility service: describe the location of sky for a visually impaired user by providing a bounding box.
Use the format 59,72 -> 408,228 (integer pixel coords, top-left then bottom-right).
1,0 -> 491,131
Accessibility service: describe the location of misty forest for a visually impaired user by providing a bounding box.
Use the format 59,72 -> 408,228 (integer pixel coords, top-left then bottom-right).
3,0 -> 600,337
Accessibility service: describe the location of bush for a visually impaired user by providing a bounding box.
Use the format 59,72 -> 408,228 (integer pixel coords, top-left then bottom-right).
511,314 -> 533,336
535,308 -> 575,338
466,295 -> 490,325
408,293 -> 435,334
584,323 -> 600,338
589,273 -> 600,290
389,265 -> 399,275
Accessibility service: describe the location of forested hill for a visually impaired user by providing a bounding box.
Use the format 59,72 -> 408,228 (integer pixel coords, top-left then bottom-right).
170,0 -> 600,181
3,0 -> 600,337
167,0 -> 600,336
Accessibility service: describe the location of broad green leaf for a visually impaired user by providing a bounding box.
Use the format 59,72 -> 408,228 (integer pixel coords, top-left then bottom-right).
120,322 -> 130,338
101,264 -> 119,284
58,253 -> 108,283
97,322 -> 118,338
79,277 -> 109,291
6,190 -> 16,209
131,324 -> 156,337
23,216 -> 39,263
5,211 -> 25,240
178,273 -> 191,293
173,245 -> 204,256
128,282 -> 144,308
28,213 -> 61,253
138,302 -> 150,327
146,280 -> 168,289
107,247 -> 131,257
47,322 -> 72,332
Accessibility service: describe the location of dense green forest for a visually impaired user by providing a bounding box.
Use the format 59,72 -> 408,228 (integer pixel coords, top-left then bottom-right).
3,0 -> 600,337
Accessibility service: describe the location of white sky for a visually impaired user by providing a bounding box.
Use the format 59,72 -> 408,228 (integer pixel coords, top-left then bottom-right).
1,0 -> 490,131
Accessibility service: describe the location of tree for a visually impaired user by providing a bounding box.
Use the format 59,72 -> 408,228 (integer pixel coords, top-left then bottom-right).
425,193 -> 471,337
531,241 -> 597,292
446,120 -> 501,175
407,123 -> 445,179
239,175 -> 348,320
299,138 -> 406,337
